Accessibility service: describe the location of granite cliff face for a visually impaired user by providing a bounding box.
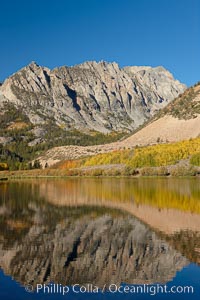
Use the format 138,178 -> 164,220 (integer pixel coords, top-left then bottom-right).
34,83 -> 200,167
0,61 -> 186,133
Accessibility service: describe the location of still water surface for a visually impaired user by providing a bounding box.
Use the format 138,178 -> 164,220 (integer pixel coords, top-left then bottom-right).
0,178 -> 200,299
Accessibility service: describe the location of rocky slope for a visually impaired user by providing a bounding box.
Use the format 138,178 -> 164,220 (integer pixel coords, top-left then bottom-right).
36,83 -> 200,167
0,61 -> 185,134
121,83 -> 200,147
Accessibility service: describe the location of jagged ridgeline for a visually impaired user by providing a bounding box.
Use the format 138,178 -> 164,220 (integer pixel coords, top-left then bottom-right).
0,61 -> 186,169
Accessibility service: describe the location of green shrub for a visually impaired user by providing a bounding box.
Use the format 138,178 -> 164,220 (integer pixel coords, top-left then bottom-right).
0,162 -> 9,171
122,166 -> 138,176
140,166 -> 168,176
190,153 -> 200,166
91,169 -> 103,176
170,166 -> 198,176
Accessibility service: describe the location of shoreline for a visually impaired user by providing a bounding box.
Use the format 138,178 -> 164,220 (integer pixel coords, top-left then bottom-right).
1,171 -> 200,180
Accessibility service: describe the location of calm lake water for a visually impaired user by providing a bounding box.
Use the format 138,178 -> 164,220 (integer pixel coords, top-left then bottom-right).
0,178 -> 200,299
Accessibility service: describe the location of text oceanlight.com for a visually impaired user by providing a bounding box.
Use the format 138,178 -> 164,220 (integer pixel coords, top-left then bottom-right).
25,283 -> 194,296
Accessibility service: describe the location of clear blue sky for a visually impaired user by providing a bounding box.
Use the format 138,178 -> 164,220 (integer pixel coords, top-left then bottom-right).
0,0 -> 199,86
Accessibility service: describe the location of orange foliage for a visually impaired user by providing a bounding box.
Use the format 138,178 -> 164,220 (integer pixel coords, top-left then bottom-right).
57,160 -> 81,170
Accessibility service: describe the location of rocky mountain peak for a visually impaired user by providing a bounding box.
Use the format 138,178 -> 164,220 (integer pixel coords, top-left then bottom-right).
27,60 -> 40,69
0,60 -> 186,134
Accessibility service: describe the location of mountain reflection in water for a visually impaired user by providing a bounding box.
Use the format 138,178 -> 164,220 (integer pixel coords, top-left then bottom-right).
0,178 -> 199,291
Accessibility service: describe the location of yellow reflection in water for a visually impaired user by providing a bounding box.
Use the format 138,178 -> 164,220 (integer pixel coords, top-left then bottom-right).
37,178 -> 200,213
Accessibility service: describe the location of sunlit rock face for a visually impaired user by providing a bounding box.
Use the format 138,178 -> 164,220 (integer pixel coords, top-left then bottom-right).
0,61 -> 186,133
